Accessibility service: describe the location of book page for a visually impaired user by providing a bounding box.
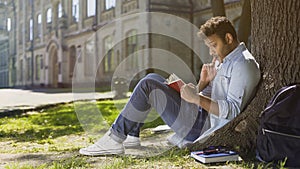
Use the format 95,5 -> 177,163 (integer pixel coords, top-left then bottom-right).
165,73 -> 181,84
165,73 -> 185,92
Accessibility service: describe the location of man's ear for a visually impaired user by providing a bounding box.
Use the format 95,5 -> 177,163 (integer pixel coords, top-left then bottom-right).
225,33 -> 233,44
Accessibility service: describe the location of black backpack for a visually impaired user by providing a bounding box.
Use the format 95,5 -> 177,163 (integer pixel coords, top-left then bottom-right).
256,84 -> 300,167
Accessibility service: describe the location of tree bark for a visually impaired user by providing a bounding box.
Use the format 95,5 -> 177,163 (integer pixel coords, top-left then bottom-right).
211,0 -> 226,17
191,0 -> 300,159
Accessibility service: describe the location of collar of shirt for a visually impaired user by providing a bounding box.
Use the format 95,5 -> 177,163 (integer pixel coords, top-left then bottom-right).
223,42 -> 246,63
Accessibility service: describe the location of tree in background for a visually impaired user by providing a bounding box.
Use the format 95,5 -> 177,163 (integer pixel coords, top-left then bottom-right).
238,0 -> 251,46
211,0 -> 226,16
191,0 -> 300,159
212,0 -> 252,47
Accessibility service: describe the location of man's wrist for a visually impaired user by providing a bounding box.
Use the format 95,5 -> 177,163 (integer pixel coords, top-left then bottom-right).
198,81 -> 209,92
193,93 -> 201,106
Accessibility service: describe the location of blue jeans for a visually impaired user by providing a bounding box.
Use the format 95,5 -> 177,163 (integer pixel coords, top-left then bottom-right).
110,73 -> 208,142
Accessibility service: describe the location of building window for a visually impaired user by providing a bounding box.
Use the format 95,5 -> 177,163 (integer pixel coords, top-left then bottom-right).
7,18 -> 11,31
72,0 -> 79,22
58,3 -> 63,18
46,8 -> 52,23
19,23 -> 23,44
69,46 -> 76,78
84,40 -> 94,76
87,0 -> 95,17
35,55 -> 41,80
29,19 -> 33,41
126,30 -> 138,68
37,14 -> 42,38
104,36 -> 115,72
27,57 -> 31,81
40,55 -> 44,69
0,46 -> 8,67
19,59 -> 23,82
105,0 -> 116,10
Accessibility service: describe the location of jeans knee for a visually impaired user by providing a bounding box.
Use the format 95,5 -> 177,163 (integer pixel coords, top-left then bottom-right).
144,73 -> 165,82
137,75 -> 159,90
145,73 -> 160,79
139,76 -> 155,87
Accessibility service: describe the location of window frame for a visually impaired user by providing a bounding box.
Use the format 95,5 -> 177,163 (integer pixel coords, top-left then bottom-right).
103,36 -> 115,73
87,0 -> 96,17
46,8 -> 52,23
37,14 -> 42,38
72,0 -> 79,22
7,18 -> 11,31
58,3 -> 63,18
105,0 -> 116,10
126,30 -> 138,69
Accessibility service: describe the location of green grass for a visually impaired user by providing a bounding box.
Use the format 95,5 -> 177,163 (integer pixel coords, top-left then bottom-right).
0,99 -> 288,169
4,156 -> 91,169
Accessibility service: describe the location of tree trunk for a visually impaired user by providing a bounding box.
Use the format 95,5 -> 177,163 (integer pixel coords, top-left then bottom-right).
211,0 -> 226,17
191,0 -> 300,159
238,0 -> 251,46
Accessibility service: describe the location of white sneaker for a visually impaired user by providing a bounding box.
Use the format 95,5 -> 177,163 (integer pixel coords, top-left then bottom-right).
123,135 -> 141,147
167,133 -> 192,149
79,131 -> 124,156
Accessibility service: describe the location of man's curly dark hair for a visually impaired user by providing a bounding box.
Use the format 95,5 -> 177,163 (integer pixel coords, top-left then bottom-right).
198,16 -> 237,43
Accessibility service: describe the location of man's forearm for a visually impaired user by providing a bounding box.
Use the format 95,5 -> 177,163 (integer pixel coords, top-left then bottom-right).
197,94 -> 219,116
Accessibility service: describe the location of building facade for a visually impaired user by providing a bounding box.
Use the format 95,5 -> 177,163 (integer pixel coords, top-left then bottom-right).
0,1 -> 9,87
0,37 -> 9,87
3,0 -> 243,88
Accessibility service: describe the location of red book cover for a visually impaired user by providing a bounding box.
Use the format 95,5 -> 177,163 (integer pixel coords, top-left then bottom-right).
168,80 -> 185,92
165,74 -> 185,92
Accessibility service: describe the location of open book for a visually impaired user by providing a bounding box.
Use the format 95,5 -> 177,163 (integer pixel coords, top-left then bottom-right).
165,73 -> 185,92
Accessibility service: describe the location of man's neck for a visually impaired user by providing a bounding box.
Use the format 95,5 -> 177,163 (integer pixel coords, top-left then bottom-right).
231,40 -> 240,51
219,41 -> 240,63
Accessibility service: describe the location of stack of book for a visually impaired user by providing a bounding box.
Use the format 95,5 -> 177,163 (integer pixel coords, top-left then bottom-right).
190,146 -> 240,164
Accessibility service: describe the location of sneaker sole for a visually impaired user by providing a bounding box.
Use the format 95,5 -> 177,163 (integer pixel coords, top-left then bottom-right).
123,142 -> 141,148
79,149 -> 124,156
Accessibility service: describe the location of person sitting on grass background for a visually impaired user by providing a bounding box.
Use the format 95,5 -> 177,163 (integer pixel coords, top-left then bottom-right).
79,16 -> 261,156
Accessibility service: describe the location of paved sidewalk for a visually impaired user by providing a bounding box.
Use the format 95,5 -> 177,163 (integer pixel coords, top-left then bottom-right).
0,88 -> 114,114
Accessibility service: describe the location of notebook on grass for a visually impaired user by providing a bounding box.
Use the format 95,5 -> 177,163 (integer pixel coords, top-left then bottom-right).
190,149 -> 239,163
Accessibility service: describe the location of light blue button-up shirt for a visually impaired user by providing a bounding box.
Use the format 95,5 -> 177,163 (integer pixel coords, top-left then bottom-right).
195,42 -> 261,143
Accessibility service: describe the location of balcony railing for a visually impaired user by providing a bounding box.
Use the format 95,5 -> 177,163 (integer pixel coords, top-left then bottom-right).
122,0 -> 138,14
101,8 -> 115,21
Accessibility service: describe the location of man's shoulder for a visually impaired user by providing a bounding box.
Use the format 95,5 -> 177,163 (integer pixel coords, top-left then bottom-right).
242,49 -> 256,61
231,51 -> 260,79
232,49 -> 258,66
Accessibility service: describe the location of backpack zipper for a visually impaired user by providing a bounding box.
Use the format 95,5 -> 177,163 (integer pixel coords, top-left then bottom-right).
261,85 -> 296,116
262,128 -> 300,139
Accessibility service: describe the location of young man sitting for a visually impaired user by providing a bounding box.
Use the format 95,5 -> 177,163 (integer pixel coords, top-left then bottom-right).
79,16 -> 261,156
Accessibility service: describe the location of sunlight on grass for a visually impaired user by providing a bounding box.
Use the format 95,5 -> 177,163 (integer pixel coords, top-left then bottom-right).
0,99 -> 275,169
0,99 -> 165,154
4,157 -> 91,169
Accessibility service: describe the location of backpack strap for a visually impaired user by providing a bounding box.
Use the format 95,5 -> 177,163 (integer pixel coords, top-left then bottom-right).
260,85 -> 297,117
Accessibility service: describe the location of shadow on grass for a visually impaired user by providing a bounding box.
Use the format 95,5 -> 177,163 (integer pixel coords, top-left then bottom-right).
3,152 -> 92,169
0,99 -> 166,144
0,104 -> 84,142
0,101 -> 113,143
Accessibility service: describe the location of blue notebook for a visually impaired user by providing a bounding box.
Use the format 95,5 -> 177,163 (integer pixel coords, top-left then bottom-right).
190,150 -> 239,163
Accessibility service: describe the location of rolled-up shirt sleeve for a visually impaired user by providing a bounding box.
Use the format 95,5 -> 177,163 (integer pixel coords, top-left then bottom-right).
217,98 -> 241,120
217,58 -> 260,120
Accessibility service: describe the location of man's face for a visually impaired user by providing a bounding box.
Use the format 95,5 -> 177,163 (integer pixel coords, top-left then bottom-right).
204,34 -> 232,62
